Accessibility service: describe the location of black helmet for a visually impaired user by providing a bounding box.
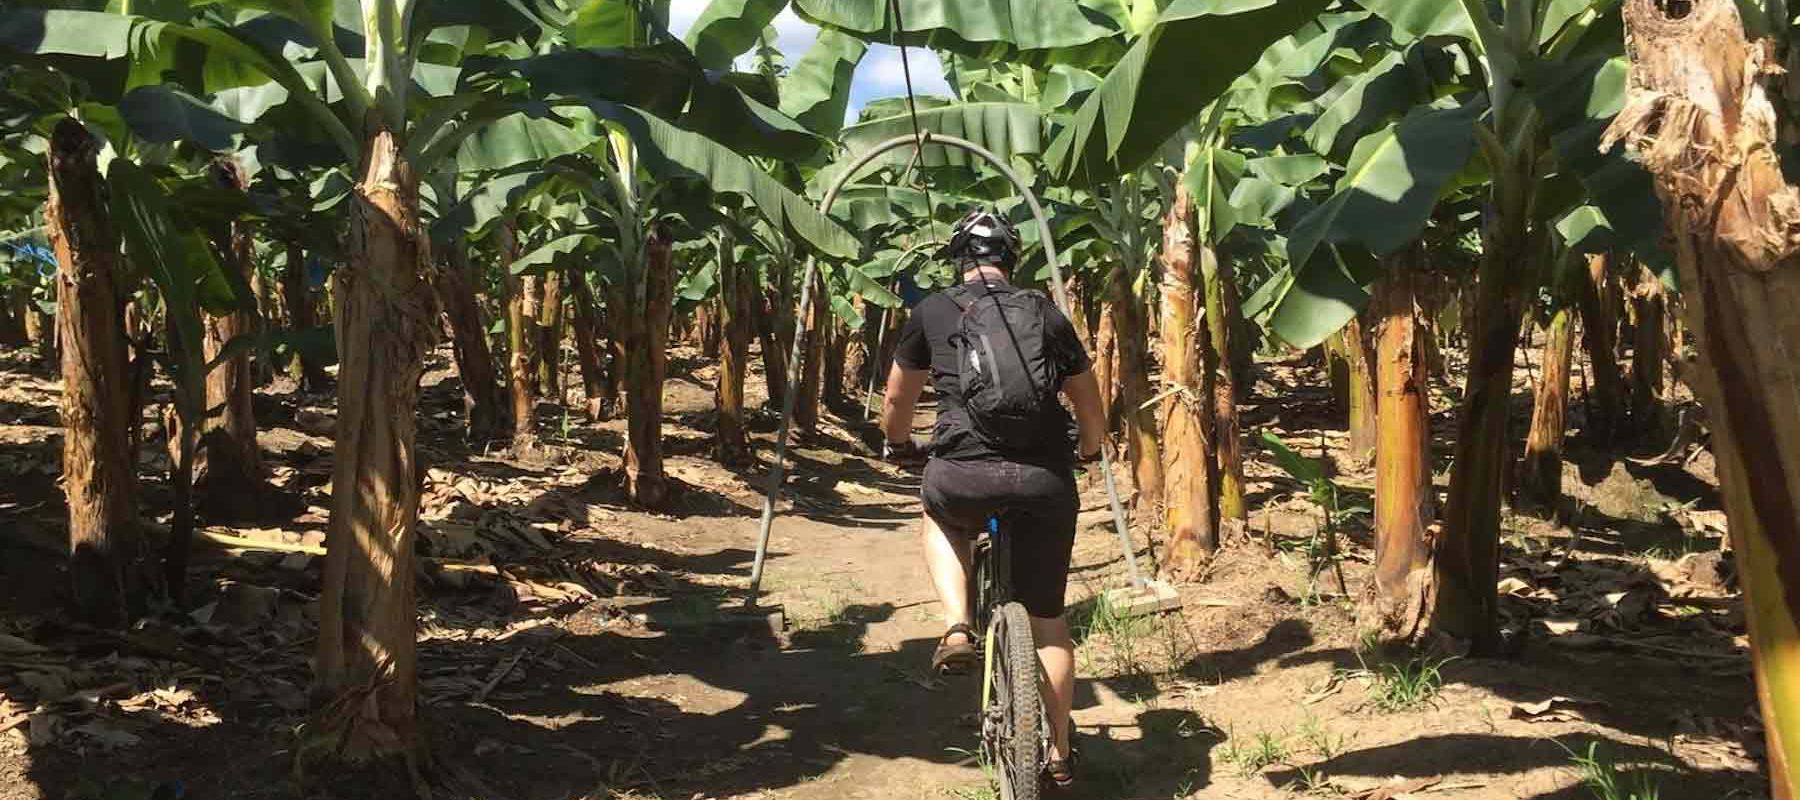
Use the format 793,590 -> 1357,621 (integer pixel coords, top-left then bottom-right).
937,207 -> 1020,267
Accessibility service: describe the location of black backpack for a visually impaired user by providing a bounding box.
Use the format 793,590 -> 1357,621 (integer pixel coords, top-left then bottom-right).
948,284 -> 1063,452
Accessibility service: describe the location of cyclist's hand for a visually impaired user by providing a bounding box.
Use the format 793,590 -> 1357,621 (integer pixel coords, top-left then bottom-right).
1077,447 -> 1102,465
883,438 -> 928,469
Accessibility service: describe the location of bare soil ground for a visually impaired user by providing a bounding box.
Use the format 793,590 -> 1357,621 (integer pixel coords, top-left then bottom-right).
0,340 -> 1769,800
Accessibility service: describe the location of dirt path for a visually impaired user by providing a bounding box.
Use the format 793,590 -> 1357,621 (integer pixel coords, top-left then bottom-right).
0,346 -> 1772,800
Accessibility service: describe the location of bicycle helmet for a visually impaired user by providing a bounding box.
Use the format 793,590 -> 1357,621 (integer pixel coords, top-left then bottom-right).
937,207 -> 1021,268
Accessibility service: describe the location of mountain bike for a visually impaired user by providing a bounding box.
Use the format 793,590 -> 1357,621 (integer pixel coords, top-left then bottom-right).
971,515 -> 1046,800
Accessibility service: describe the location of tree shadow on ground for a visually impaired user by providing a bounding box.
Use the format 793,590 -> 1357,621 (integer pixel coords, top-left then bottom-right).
1264,731 -> 1758,796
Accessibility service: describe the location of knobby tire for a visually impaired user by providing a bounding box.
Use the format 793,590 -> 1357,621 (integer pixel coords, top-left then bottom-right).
986,601 -> 1042,800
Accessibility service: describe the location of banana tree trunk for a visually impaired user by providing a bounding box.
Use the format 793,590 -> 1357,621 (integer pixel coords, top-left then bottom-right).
536,271 -> 564,407
1576,253 -> 1627,442
1521,275 -> 1577,513
124,301 -> 151,453
1094,303 -> 1119,432
1607,3 -> 1800,791
434,244 -> 505,441
1629,263 -> 1667,432
1364,256 -> 1435,642
1157,186 -> 1214,574
47,118 -> 140,626
1109,260 -> 1162,512
618,228 -> 674,507
1434,219 -> 1539,653
696,301 -> 720,359
503,228 -> 535,446
1329,318 -> 1378,464
795,273 -> 827,433
567,267 -> 607,422
1202,247 -> 1246,524
596,303 -> 624,420
715,241 -> 753,466
315,128 -> 436,760
27,290 -> 56,367
1066,276 -> 1091,348
761,259 -> 794,410
823,318 -> 849,411
2,285 -> 30,347
0,288 -> 26,346
282,243 -> 331,392
196,158 -> 267,523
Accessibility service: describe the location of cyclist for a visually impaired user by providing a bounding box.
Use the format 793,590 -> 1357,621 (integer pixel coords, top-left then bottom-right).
880,208 -> 1105,788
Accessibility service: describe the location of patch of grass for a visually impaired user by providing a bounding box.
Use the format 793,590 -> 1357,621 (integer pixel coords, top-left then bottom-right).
1296,714 -> 1346,760
1221,725 -> 1290,776
942,784 -> 1000,800
1641,531 -> 1709,562
1342,651 -> 1450,713
1571,742 -> 1663,800
1286,764 -> 1341,795
1368,656 -> 1447,712
1071,590 -> 1168,683
938,747 -> 1001,800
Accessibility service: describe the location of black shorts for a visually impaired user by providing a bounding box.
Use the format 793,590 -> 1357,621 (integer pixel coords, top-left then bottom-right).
921,457 -> 1079,618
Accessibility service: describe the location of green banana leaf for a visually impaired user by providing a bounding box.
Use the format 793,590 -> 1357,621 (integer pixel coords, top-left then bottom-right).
108,160 -> 241,389
685,70 -> 827,161
117,84 -> 247,152
778,28 -> 867,136
1185,145 -> 1246,241
1521,53 -> 1670,274
685,0 -> 790,70
585,100 -> 861,259
839,101 -> 1045,170
564,0 -> 644,48
1046,0 -> 1332,184
1355,0 -> 1477,44
1268,101 -> 1481,348
792,0 -> 1123,68
511,232 -> 597,276
453,110 -> 602,173
1301,48 -> 1409,159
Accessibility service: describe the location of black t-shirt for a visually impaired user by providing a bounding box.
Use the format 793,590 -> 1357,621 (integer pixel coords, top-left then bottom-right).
894,277 -> 1092,467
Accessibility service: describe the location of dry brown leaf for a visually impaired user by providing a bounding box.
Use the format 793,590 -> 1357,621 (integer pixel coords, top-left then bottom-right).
1510,696 -> 1600,723
1542,617 -> 1582,635
1352,777 -> 1440,800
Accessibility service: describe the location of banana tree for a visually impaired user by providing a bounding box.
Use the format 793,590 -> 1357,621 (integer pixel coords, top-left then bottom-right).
45,116 -> 142,625
1336,0 -> 1667,652
1602,0 -> 1800,792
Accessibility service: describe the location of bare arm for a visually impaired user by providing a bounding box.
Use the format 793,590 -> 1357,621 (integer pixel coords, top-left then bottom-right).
882,362 -> 929,445
1062,369 -> 1104,458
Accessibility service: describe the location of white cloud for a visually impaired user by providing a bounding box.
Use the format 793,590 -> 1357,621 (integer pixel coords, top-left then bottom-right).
767,8 -> 818,59
666,2 -> 817,63
666,0 -> 707,39
663,3 -> 954,125
858,45 -> 950,95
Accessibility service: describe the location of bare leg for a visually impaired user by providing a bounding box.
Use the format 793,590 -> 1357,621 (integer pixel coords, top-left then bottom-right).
922,515 -> 974,644
1031,614 -> 1075,762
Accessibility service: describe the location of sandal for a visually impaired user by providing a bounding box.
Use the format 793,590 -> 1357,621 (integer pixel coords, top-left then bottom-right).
931,623 -> 979,676
1044,750 -> 1077,789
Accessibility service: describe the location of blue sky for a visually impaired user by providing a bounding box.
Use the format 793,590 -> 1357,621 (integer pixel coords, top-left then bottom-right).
666,1 -> 954,124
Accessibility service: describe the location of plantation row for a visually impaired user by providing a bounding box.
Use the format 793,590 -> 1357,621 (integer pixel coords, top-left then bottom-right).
0,0 -> 1795,791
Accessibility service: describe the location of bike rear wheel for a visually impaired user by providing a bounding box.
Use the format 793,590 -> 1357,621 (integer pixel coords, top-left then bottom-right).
983,601 -> 1043,800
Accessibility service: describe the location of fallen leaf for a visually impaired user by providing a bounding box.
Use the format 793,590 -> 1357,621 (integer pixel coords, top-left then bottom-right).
1497,577 -> 1533,596
1352,777 -> 1441,800
1510,696 -> 1600,723
1541,617 -> 1582,635
0,633 -> 46,655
